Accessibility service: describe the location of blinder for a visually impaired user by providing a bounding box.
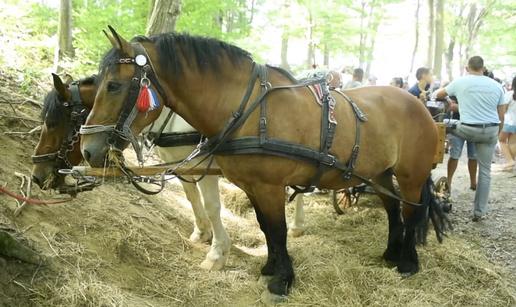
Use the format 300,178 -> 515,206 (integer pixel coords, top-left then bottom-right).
31,82 -> 87,173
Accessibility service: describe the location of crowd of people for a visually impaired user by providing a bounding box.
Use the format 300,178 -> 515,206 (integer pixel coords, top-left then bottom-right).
338,56 -> 516,222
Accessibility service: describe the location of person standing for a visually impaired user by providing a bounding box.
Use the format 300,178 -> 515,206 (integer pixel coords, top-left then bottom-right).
408,67 -> 433,102
445,95 -> 478,193
342,68 -> 364,89
435,56 -> 506,222
498,76 -> 516,170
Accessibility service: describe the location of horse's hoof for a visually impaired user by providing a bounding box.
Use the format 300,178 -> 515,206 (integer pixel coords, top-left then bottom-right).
287,227 -> 303,238
200,257 -> 226,271
189,230 -> 212,244
260,289 -> 286,305
397,261 -> 418,276
258,275 -> 273,287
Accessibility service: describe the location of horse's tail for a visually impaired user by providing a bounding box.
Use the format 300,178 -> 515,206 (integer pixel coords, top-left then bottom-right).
416,176 -> 452,245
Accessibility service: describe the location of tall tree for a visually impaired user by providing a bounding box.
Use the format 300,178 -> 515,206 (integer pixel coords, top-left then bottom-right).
410,0 -> 421,74
425,0 -> 434,68
147,0 -> 183,36
54,0 -> 73,73
279,1 -> 292,72
433,0 -> 444,79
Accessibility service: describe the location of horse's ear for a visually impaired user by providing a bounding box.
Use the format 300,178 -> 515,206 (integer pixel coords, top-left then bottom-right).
103,29 -> 118,49
63,74 -> 74,85
51,73 -> 70,101
107,25 -> 132,55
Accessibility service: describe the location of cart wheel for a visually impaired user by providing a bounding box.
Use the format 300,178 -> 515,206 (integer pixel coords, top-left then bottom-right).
332,188 -> 360,215
435,176 -> 452,213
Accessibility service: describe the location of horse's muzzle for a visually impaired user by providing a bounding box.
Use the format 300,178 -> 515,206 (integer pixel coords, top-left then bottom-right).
81,133 -> 111,167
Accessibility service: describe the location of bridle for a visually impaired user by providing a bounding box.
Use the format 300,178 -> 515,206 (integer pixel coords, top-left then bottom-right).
79,42 -> 174,195
31,83 -> 87,175
80,42 -> 169,166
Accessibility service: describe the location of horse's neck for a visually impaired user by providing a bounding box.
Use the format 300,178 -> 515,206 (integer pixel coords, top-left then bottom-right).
168,61 -> 255,137
142,107 -> 196,134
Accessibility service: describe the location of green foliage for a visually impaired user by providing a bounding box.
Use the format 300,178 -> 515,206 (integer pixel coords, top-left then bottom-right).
2,0 -> 516,87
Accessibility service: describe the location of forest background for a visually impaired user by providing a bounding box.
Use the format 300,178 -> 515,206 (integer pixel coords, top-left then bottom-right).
1,0 -> 515,91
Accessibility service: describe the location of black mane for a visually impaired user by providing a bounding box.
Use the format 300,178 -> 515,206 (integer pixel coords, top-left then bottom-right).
41,75 -> 97,127
98,32 -> 253,83
41,90 -> 66,128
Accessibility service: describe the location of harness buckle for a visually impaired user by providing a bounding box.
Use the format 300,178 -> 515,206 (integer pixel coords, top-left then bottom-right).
261,81 -> 272,90
322,154 -> 336,167
259,117 -> 267,130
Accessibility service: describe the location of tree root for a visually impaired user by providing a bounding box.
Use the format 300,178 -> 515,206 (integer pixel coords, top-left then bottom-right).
0,231 -> 48,265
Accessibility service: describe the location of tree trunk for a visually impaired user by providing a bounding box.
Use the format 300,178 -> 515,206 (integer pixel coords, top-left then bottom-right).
433,0 -> 444,79
148,0 -> 156,22
458,43 -> 465,76
213,10 -> 223,30
365,18 -> 380,79
444,38 -> 455,81
306,11 -> 315,68
146,0 -> 183,36
323,43 -> 330,67
358,0 -> 370,68
410,0 -> 421,74
425,0 -> 434,68
54,0 -> 73,73
279,1 -> 291,72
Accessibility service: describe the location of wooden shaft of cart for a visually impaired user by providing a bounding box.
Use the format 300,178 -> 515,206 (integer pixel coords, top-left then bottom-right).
68,166 -> 224,177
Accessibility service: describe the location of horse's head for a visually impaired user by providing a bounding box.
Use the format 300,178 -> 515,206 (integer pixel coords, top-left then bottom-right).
31,73 -> 96,189
81,26 -> 168,167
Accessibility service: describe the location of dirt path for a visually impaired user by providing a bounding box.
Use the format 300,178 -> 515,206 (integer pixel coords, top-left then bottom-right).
432,154 -> 516,279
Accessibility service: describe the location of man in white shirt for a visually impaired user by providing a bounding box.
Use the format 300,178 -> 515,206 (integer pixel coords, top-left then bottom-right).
435,56 -> 506,222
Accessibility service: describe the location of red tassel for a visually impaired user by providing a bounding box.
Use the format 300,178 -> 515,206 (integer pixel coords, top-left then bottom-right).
312,64 -> 317,69
137,85 -> 151,111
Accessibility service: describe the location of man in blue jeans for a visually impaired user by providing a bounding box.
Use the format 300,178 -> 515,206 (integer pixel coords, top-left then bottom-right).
447,96 -> 477,193
436,56 -> 506,222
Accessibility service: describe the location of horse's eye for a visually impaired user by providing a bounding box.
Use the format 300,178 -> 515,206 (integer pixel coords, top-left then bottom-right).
107,82 -> 122,92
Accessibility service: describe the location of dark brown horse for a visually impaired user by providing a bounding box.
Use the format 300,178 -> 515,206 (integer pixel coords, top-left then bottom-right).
80,27 -> 448,303
32,74 -> 95,189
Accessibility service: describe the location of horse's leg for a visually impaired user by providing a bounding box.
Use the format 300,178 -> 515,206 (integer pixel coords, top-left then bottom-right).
197,176 -> 231,271
288,194 -> 304,237
395,177 -> 428,276
246,186 -> 294,300
246,193 -> 275,279
373,170 -> 404,263
179,178 -> 212,243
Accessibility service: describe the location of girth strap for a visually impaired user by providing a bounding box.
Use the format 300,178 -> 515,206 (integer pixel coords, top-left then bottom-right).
288,83 -> 339,201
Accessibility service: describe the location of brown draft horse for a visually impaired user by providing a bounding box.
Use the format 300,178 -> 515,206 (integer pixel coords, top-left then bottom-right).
80,27 -> 448,303
32,74 -> 95,190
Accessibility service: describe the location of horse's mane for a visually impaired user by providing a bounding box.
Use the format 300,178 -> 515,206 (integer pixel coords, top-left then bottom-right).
41,89 -> 65,128
41,75 -> 97,128
98,32 -> 254,83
